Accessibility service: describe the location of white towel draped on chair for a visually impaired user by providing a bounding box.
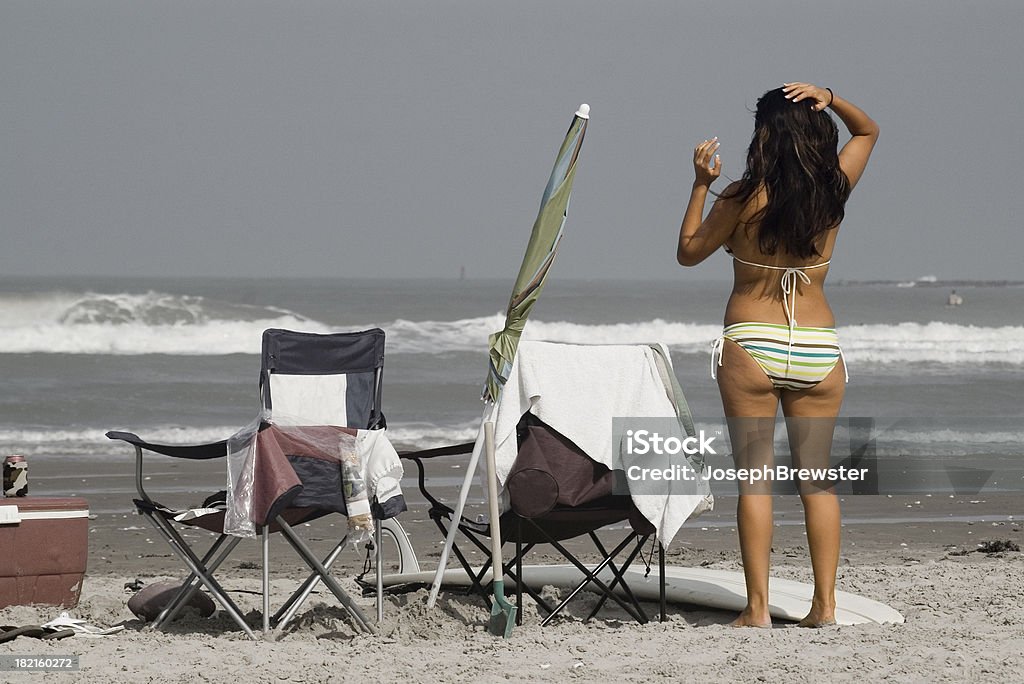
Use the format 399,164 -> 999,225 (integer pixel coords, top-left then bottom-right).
483,340 -> 712,545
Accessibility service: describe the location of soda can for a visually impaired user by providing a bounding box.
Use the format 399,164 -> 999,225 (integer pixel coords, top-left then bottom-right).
3,454 -> 28,497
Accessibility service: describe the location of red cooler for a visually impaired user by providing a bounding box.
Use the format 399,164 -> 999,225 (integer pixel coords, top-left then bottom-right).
0,497 -> 89,609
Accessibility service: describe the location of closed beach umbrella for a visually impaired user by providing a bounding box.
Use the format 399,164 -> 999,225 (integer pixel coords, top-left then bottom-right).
427,104 -> 591,620
483,103 -> 590,403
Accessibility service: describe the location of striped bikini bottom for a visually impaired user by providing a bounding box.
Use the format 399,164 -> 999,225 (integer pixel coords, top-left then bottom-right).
711,322 -> 848,391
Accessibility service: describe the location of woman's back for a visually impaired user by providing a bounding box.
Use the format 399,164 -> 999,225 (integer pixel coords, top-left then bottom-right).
722,187 -> 840,328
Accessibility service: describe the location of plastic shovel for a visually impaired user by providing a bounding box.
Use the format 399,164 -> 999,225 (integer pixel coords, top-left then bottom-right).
484,421 -> 516,638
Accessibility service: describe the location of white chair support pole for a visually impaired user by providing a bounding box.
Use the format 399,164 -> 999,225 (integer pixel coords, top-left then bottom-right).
426,406 -> 492,608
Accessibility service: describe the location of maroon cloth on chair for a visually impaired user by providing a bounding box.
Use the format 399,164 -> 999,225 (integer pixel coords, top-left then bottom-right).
251,424 -> 357,527
506,416 -> 616,517
503,414 -> 654,539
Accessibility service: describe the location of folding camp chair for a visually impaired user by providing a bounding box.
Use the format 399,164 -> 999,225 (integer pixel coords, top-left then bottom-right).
107,328 -> 399,638
401,340 -> 710,625
403,414 -> 665,625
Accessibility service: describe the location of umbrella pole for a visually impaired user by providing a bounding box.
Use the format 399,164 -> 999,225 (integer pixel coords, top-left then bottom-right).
426,409 -> 490,608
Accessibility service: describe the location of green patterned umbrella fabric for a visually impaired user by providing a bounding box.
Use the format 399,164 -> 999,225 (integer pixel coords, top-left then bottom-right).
483,104 -> 590,403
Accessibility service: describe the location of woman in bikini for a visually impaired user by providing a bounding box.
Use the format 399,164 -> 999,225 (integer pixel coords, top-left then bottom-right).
676,82 -> 878,627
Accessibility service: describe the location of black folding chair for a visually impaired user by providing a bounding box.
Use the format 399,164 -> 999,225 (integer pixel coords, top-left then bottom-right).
401,413 -> 667,625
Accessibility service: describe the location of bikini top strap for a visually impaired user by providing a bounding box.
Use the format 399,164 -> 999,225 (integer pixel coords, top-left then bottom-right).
728,250 -> 831,271
726,249 -> 830,332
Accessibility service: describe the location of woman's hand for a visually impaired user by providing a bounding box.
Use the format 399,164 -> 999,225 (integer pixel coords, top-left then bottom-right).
679,136 -> 739,266
693,137 -> 721,187
782,82 -> 832,111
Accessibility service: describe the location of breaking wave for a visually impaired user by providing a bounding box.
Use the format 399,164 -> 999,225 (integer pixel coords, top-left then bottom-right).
1,291 -> 1022,364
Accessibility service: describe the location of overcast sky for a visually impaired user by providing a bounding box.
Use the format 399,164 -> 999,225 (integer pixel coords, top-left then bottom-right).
3,1 -> 1022,282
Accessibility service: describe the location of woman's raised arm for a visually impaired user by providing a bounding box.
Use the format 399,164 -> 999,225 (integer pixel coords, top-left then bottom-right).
677,138 -> 740,266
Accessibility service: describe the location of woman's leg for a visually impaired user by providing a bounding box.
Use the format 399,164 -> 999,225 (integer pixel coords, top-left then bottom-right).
781,359 -> 846,627
717,340 -> 780,627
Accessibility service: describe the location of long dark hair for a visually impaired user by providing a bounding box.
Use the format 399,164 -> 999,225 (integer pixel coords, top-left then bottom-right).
720,87 -> 851,259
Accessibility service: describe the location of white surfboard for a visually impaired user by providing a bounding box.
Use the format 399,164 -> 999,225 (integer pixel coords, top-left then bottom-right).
380,564 -> 904,625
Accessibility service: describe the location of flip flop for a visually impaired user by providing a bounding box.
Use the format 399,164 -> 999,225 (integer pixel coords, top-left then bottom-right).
0,625 -> 47,643
40,612 -> 125,637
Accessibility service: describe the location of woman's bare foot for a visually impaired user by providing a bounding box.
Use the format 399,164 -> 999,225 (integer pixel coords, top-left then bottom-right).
730,607 -> 772,629
797,601 -> 837,627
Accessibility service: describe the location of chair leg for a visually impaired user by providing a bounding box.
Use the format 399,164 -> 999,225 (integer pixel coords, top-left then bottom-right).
659,542 -> 666,623
581,533 -> 651,623
583,534 -> 621,621
584,533 -> 648,623
375,523 -> 384,625
275,517 -> 376,634
501,543 -> 553,617
538,531 -> 648,626
450,538 -> 491,607
152,533 -> 226,629
262,526 -> 271,635
515,536 -> 523,626
447,521 -> 496,605
156,535 -> 242,628
274,536 -> 347,630
610,540 -> 650,622
143,512 -> 256,639
432,517 -> 490,604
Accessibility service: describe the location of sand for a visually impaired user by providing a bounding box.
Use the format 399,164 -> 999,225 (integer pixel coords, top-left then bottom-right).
2,455 -> 1023,682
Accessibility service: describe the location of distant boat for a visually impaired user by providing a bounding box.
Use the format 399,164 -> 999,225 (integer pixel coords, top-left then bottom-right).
459,266 -> 466,281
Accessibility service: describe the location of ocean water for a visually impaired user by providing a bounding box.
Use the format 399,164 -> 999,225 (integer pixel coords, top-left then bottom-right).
1,276 -> 1022,472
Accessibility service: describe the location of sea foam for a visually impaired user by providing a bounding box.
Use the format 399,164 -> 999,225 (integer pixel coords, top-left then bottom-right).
2,291 -> 1022,364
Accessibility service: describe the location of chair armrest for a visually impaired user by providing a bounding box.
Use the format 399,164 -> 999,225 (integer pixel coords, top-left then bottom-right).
106,431 -> 230,509
106,431 -> 228,460
398,441 -> 475,460
397,441 -> 475,516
